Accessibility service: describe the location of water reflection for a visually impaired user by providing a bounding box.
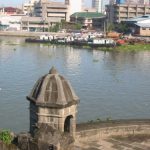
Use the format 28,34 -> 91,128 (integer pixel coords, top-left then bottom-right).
0,36 -> 150,133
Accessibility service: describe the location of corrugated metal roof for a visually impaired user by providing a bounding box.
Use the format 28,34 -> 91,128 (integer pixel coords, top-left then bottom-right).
126,15 -> 150,22
135,23 -> 150,28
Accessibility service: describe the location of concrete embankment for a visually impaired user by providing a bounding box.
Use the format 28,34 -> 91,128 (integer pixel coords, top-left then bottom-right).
0,31 -> 70,37
76,119 -> 150,140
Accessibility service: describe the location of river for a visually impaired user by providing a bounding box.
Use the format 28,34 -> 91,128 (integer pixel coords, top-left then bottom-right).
0,36 -> 150,133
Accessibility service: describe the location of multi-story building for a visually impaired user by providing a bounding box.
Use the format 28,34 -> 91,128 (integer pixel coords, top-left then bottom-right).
21,16 -> 62,31
21,0 -> 83,32
23,0 -> 39,16
92,0 -> 103,13
34,0 -> 83,22
22,0 -> 68,32
34,0 -> 68,20
106,3 -> 150,23
65,0 -> 83,20
116,0 -> 150,5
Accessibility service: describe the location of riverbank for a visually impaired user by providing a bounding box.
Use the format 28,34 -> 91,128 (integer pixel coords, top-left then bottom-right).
44,43 -> 150,51
0,31 -> 69,37
1,31 -> 150,51
86,43 -> 150,51
116,43 -> 150,51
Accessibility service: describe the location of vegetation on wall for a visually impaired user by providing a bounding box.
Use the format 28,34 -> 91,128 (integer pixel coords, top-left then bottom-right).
0,130 -> 13,144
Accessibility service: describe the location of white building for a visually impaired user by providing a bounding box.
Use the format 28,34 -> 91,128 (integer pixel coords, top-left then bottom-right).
0,16 -> 22,31
23,0 -> 39,15
65,0 -> 83,21
92,0 -> 104,13
92,0 -> 109,13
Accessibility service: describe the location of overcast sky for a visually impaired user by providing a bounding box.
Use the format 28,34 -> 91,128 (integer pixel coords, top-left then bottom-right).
0,0 -> 92,7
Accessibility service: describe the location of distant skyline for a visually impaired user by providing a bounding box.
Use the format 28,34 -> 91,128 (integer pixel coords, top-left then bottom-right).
0,0 -> 92,7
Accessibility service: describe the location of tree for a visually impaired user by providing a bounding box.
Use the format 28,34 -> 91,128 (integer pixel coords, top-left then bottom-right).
115,23 -> 130,33
49,23 -> 60,32
107,23 -> 115,32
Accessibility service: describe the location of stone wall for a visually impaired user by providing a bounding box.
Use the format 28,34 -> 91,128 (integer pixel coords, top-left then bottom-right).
76,120 -> 150,141
0,142 -> 19,150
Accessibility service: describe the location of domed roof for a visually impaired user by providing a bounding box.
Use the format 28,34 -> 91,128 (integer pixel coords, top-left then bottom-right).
27,67 -> 79,108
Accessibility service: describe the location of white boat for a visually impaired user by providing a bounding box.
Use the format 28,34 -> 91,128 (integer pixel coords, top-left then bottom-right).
88,38 -> 116,47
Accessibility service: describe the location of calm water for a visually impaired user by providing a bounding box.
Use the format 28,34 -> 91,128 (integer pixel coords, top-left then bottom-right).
0,36 -> 150,132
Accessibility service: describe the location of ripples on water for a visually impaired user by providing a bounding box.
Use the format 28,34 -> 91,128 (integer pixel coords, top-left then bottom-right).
0,36 -> 150,132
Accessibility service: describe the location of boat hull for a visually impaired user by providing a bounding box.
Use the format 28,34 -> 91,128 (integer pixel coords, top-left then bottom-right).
25,38 -> 116,48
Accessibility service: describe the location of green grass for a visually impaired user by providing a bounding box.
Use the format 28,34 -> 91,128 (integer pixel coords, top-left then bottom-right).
116,44 -> 150,51
79,43 -> 150,51
95,44 -> 150,51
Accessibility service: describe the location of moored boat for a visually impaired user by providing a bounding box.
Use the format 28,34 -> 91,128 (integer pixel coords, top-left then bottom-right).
25,34 -> 116,48
88,38 -> 116,47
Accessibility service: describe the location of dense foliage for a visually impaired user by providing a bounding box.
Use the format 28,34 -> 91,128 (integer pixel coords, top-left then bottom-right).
107,22 -> 131,34
49,20 -> 82,32
115,23 -> 131,33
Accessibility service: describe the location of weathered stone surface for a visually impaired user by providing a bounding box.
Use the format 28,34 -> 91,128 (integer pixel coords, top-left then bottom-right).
0,141 -> 19,150
27,67 -> 79,137
17,123 -> 74,150
32,123 -> 74,150
27,67 -> 79,108
18,132 -> 30,150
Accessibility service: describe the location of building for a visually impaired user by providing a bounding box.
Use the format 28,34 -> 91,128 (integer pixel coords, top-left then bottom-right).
70,12 -> 106,29
21,16 -> 62,31
22,0 -> 71,31
34,0 -> 83,22
116,0 -> 150,5
116,0 -> 126,4
0,7 -> 22,16
124,15 -> 150,36
135,22 -> 150,36
106,3 -> 150,23
65,0 -> 83,20
0,15 -> 23,31
92,0 -> 109,13
22,0 -> 83,30
34,0 -> 68,21
92,0 -> 103,13
23,0 -> 39,16
27,67 -> 79,137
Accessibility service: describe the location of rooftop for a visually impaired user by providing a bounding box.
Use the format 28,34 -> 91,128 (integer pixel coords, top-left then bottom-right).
27,67 -> 79,108
71,12 -> 105,19
135,23 -> 150,28
125,15 -> 150,23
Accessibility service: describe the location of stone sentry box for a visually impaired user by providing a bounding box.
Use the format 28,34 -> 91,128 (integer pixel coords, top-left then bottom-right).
26,67 -> 79,138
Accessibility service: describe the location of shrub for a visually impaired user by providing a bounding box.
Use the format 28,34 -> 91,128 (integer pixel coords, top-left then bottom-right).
0,130 -> 13,144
